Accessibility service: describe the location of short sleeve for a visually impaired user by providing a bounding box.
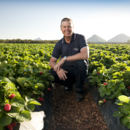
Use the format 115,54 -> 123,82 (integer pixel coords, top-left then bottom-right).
52,41 -> 61,59
79,35 -> 88,51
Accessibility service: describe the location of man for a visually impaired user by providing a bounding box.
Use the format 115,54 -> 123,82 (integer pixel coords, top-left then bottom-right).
49,17 -> 89,102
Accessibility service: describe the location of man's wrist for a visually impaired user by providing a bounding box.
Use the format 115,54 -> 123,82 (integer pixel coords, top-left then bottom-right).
64,56 -> 67,62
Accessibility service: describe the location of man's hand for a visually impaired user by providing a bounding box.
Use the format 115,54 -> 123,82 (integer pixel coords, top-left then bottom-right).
54,58 -> 66,71
56,68 -> 68,81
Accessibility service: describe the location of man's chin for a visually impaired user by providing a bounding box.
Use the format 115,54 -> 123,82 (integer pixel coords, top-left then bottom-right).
64,34 -> 72,37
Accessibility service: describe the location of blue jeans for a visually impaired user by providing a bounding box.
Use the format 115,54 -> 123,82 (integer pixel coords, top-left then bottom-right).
49,60 -> 88,92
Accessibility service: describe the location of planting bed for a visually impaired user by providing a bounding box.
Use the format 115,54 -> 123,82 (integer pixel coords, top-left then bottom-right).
48,84 -> 109,130
88,84 -> 129,130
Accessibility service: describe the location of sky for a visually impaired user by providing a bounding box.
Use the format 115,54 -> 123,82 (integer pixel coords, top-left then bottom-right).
0,0 -> 130,41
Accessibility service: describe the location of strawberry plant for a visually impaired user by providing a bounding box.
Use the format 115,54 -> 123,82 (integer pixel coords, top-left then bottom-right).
98,79 -> 127,99
0,77 -> 41,129
113,95 -> 130,129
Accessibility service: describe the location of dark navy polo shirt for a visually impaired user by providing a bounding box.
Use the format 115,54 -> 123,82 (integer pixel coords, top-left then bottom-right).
52,33 -> 88,66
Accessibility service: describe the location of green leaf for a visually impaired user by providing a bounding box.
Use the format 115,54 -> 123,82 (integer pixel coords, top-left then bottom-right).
119,83 -> 125,90
122,104 -> 130,115
0,112 -> 3,118
107,83 -> 112,89
16,110 -> 31,122
6,107 -> 20,118
2,78 -> 11,83
93,69 -> 97,75
116,92 -> 123,98
107,94 -> 116,99
120,116 -> 129,126
113,111 -> 124,117
0,114 -> 12,126
26,104 -> 35,111
17,77 -> 26,87
118,95 -> 129,103
126,122 -> 130,129
119,106 -> 127,115
111,86 -> 116,91
5,82 -> 16,90
0,125 -> 3,130
106,88 -> 111,95
10,96 -> 24,108
100,91 -> 106,97
29,100 -> 41,105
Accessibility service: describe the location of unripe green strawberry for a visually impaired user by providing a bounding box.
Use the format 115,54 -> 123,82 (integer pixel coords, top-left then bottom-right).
103,82 -> 107,85
98,100 -> 103,105
7,124 -> 13,130
9,94 -> 16,99
38,97 -> 45,102
4,104 -> 11,111
41,92 -> 44,97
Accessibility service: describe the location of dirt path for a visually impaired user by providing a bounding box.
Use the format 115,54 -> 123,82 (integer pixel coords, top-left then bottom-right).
48,84 -> 109,130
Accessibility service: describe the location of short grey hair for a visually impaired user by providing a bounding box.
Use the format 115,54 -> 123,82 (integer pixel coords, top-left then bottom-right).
61,17 -> 73,26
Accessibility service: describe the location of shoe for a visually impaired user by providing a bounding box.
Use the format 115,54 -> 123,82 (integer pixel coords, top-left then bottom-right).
64,86 -> 73,91
76,91 -> 84,102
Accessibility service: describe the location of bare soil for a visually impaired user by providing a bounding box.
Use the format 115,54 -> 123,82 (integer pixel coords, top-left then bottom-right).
48,84 -> 109,130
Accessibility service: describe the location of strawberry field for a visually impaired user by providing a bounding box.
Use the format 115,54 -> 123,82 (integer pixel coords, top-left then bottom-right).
0,44 -> 54,130
0,43 -> 130,129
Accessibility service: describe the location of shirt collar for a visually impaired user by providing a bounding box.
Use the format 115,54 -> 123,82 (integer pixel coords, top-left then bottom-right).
62,33 -> 76,44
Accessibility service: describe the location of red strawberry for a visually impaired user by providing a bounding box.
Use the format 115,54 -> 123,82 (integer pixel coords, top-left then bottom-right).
7,124 -> 13,130
123,69 -> 125,71
4,104 -> 11,111
38,97 -> 45,102
103,82 -> 107,85
9,94 -> 16,99
97,71 -> 100,74
127,86 -> 130,89
103,99 -> 106,103
40,72 -> 43,74
12,122 -> 17,126
48,88 -> 52,91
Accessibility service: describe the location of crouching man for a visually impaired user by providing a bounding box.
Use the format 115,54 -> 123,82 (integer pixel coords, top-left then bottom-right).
49,17 -> 89,102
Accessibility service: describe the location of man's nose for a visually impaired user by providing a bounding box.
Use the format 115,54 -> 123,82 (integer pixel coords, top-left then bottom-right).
66,27 -> 69,30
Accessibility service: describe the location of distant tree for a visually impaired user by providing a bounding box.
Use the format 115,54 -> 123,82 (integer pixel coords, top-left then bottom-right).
0,39 -> 4,43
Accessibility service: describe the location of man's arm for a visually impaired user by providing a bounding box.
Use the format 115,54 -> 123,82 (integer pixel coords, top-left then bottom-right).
49,57 -> 68,81
66,46 -> 89,61
55,46 -> 89,71
49,57 -> 57,69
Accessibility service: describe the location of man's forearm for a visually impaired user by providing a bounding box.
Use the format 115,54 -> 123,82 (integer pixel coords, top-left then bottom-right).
66,52 -> 89,62
49,61 -> 57,69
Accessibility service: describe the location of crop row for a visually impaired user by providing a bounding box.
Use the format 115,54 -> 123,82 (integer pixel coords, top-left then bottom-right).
0,44 -> 54,129
0,43 -> 130,129
88,44 -> 130,129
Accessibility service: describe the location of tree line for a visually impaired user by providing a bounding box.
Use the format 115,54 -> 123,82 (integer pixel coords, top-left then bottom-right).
0,39 -> 58,44
0,39 -> 130,44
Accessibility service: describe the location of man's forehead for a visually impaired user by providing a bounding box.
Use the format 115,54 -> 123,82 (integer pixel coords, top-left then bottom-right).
61,21 -> 73,26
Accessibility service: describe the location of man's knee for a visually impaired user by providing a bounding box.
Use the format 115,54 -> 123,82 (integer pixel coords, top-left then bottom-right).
75,60 -> 88,70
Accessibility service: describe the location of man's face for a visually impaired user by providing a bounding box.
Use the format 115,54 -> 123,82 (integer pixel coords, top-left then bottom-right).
60,21 -> 74,37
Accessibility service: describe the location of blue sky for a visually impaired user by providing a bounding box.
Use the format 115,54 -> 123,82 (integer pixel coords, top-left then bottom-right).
0,0 -> 130,41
